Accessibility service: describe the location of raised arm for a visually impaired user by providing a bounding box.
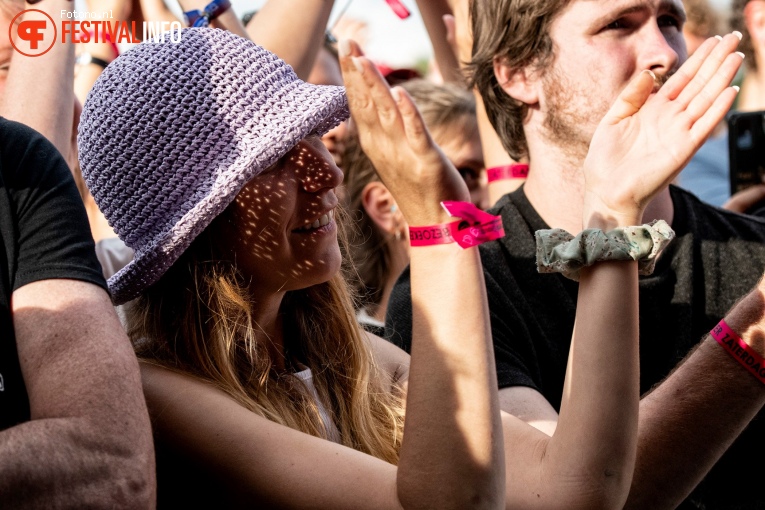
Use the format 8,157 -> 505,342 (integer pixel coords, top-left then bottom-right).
245,0 -> 335,80
1,0 -> 76,165
414,0 -> 462,84
0,280 -> 155,509
440,0 -> 524,205
498,32 -> 749,509
342,37 -> 506,509
177,0 -> 247,38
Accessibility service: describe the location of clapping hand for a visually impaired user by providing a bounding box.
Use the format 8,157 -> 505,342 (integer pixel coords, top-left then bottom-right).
582,32 -> 743,228
339,39 -> 470,226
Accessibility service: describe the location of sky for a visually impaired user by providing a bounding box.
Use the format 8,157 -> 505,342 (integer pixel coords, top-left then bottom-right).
227,0 -> 434,69
74,0 -> 738,69
229,0 -> 738,69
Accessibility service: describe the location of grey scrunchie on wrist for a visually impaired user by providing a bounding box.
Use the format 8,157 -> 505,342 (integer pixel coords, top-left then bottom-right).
535,220 -> 675,281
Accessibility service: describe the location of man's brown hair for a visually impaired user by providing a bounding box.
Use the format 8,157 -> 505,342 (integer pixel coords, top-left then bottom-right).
466,0 -> 569,161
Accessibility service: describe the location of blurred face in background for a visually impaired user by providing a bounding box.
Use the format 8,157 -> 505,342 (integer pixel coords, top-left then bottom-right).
433,116 -> 488,210
308,46 -> 351,170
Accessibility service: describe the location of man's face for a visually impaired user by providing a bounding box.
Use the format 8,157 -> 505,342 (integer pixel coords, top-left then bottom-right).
537,0 -> 687,160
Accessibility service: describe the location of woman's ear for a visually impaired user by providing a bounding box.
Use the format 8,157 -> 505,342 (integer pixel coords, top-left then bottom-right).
361,181 -> 398,235
493,56 -> 540,106
745,1 -> 765,48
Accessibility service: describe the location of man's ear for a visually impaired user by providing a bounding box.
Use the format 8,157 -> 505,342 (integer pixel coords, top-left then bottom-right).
493,56 -> 540,105
745,1 -> 765,48
361,181 -> 398,235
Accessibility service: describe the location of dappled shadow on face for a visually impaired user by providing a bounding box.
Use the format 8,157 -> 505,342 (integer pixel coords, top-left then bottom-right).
215,138 -> 343,294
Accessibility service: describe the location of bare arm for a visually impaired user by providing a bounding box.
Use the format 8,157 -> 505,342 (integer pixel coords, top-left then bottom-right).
1,0 -> 75,166
177,0 -> 247,38
0,280 -> 155,509
441,2 -> 523,205
414,0 -> 462,84
244,0 -> 334,80
500,33 -> 751,509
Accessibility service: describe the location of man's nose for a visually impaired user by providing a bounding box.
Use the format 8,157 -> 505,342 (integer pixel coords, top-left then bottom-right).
638,22 -> 682,77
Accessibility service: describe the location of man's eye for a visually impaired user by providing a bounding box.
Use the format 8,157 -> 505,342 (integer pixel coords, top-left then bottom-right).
457,167 -> 480,189
604,19 -> 626,30
658,15 -> 681,29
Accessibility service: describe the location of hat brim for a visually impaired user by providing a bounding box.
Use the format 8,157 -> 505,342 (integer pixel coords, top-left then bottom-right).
107,81 -> 349,305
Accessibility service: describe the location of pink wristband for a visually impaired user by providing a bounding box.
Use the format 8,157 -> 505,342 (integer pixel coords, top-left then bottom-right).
384,0 -> 410,19
486,164 -> 529,183
409,201 -> 505,249
710,319 -> 765,385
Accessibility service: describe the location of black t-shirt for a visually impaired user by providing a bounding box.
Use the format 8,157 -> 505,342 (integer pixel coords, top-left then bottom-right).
386,185 -> 765,509
0,118 -> 107,431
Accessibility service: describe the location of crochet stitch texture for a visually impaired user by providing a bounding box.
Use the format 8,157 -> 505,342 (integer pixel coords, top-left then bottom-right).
78,27 -> 349,304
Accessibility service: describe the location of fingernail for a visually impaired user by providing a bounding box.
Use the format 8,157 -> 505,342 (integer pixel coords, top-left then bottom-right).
644,69 -> 656,80
733,30 -> 743,40
338,39 -> 351,57
391,87 -> 402,102
715,35 -> 723,41
733,85 -> 741,92
351,56 -> 364,74
736,51 -> 745,59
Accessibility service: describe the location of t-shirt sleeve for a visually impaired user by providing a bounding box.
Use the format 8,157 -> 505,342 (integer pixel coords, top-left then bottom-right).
1,120 -> 107,292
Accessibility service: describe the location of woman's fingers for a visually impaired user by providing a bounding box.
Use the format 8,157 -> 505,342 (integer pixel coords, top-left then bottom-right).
602,70 -> 656,124
340,40 -> 378,126
353,56 -> 403,130
672,32 -> 741,109
394,86 -> 433,154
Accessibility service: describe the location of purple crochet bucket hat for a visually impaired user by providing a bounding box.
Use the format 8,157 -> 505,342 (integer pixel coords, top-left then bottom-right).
78,28 -> 349,305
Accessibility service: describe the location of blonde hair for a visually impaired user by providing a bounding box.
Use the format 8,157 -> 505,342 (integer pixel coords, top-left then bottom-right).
127,215 -> 405,464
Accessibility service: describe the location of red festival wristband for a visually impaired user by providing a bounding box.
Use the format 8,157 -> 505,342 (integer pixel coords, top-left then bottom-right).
710,319 -> 765,385
409,201 -> 505,249
486,164 -> 529,183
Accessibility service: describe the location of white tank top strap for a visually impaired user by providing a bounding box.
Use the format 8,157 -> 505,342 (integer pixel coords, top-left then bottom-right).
292,368 -> 342,443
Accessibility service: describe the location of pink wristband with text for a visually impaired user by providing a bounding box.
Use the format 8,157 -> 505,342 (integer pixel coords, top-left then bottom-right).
710,319 -> 765,385
409,201 -> 505,249
487,164 -> 529,183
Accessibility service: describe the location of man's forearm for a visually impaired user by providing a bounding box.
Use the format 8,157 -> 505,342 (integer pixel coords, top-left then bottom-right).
0,417 -> 154,509
626,286 -> 765,510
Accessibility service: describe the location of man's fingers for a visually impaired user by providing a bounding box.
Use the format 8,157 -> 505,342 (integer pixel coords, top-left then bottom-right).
689,86 -> 739,146
685,51 -> 744,125
672,32 -> 741,109
660,35 -> 721,100
603,70 -> 655,124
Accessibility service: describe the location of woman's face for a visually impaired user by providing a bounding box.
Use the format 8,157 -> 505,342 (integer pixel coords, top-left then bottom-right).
214,136 -> 343,297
